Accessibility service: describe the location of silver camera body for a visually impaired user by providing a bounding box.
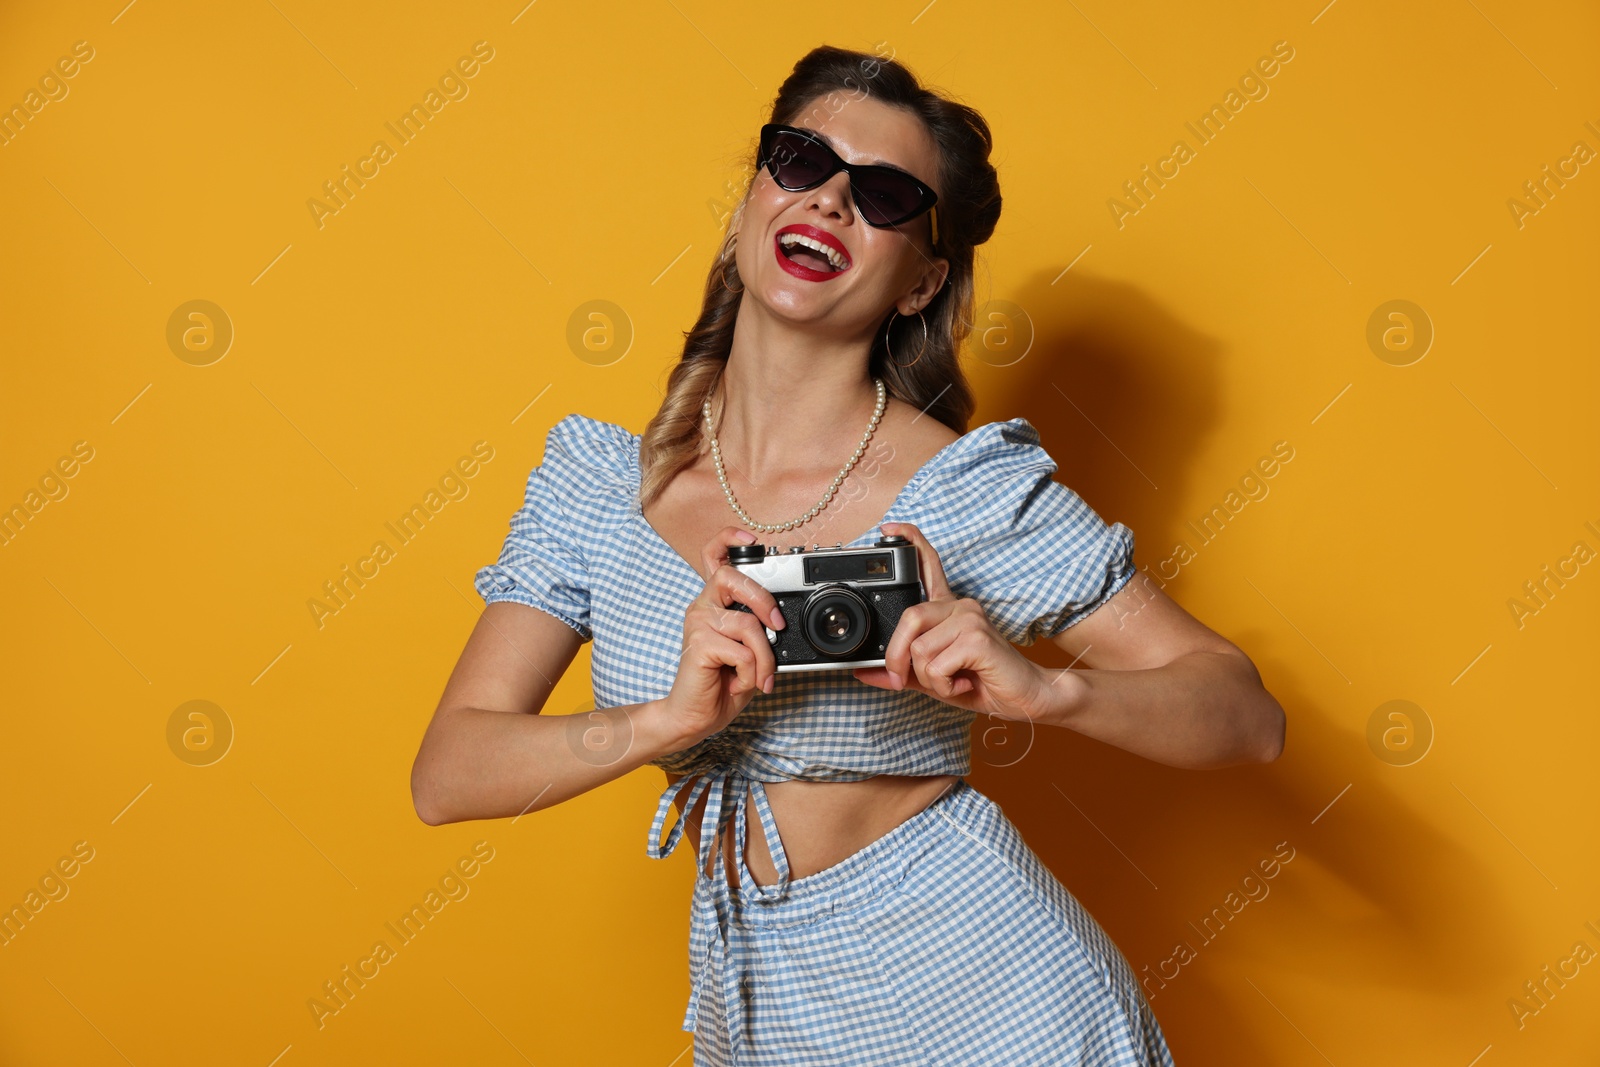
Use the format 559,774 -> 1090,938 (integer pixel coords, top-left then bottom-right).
727,533 -> 925,672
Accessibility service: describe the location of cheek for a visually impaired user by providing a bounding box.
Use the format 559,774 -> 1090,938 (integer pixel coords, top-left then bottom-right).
749,177 -> 791,218
740,188 -> 785,246
737,217 -> 767,267
858,238 -> 916,285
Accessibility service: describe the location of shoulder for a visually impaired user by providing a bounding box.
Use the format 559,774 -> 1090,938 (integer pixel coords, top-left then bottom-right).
544,413 -> 639,467
967,417 -> 1054,467
915,416 -> 1058,497
538,414 -> 640,485
526,414 -> 639,523
904,417 -> 1086,553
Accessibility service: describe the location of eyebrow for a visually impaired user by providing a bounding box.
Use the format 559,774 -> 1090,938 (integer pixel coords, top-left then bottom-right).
796,125 -> 917,177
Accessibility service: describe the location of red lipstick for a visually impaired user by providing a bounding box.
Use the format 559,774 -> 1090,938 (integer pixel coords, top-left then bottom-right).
773,223 -> 852,282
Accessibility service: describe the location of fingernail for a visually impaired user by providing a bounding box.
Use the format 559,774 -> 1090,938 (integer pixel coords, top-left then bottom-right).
762,674 -> 774,693
734,530 -> 757,542
887,670 -> 904,688
769,608 -> 785,629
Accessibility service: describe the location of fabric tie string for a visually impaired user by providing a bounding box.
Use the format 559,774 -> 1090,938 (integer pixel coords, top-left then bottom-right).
647,765 -> 794,1037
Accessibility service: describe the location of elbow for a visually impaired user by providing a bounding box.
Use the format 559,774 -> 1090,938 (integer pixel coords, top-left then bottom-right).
1220,648 -> 1284,764
413,795 -> 447,827
410,757 -> 450,826
1257,713 -> 1285,763
1252,697 -> 1286,764
412,784 -> 445,826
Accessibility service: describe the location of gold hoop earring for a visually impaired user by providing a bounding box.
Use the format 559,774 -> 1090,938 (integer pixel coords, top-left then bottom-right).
885,307 -> 928,369
719,233 -> 744,293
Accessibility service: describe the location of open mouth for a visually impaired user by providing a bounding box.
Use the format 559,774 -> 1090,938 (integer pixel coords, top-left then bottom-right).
778,233 -> 849,272
773,227 -> 851,281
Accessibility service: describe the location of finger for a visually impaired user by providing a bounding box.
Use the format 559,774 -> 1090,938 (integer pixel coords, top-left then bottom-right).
708,561 -> 787,633
698,525 -> 758,580
853,665 -> 932,695
690,631 -> 760,695
702,596 -> 777,684
924,630 -> 985,697
852,665 -> 894,689
699,527 -> 786,631
907,623 -> 966,697
879,521 -> 952,601
882,600 -> 952,682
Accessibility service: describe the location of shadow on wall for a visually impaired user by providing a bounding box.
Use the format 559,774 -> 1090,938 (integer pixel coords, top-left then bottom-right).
964,268 -> 1517,1062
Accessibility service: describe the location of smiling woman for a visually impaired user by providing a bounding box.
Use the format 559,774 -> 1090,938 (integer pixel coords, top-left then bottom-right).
416,41 -> 1281,1066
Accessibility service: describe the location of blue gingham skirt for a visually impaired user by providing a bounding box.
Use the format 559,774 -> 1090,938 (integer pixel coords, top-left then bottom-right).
679,778 -> 1175,1065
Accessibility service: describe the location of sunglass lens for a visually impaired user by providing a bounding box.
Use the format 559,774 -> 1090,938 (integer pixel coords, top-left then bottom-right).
767,132 -> 832,189
851,170 -> 924,226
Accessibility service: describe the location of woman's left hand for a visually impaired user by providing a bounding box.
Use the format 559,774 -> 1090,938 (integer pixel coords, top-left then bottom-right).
852,522 -> 1069,723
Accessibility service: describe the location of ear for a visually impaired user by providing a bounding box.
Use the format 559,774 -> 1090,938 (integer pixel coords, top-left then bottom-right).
899,256 -> 949,315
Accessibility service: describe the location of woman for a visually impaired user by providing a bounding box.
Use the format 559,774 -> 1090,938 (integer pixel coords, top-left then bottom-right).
412,44 -> 1284,1065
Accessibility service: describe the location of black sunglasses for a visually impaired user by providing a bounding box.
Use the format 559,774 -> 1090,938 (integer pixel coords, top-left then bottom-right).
757,123 -> 940,246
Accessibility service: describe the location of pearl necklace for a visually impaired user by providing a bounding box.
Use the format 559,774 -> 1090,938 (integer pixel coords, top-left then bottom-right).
704,378 -> 887,534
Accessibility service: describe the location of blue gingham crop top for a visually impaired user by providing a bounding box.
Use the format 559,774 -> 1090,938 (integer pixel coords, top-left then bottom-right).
474,413 -> 1136,905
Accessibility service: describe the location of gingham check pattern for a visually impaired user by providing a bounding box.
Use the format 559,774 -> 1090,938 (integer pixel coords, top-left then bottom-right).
682,780 -> 1176,1065
476,414 -> 1163,1061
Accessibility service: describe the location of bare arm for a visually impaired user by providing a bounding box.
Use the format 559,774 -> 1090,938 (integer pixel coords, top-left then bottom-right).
857,522 -> 1284,770
1036,571 -> 1286,768
415,524 -> 795,825
411,602 -> 680,825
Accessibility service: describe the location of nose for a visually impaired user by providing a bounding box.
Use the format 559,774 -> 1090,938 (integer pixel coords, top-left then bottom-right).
802,170 -> 854,224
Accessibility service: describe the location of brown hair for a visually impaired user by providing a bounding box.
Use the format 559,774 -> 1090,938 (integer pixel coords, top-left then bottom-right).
637,44 -> 1002,508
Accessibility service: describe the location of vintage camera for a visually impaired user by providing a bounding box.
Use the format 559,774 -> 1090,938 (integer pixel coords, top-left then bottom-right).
726,533 -> 925,672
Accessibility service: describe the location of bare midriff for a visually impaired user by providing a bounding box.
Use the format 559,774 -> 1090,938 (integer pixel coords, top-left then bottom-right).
663,771 -> 962,893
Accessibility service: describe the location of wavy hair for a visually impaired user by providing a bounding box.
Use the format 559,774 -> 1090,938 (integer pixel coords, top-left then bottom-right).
638,44 -> 1003,508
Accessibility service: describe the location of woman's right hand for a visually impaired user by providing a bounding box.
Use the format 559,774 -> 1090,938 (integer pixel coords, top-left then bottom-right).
654,527 -> 787,753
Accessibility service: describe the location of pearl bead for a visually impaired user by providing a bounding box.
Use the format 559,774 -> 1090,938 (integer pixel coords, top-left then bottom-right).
704,377 -> 885,540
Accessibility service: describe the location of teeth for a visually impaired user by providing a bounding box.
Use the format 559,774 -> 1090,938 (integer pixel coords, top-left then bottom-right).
779,232 -> 849,271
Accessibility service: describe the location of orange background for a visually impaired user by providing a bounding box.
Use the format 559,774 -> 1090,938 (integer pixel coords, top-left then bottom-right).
2,1 -> 1596,1063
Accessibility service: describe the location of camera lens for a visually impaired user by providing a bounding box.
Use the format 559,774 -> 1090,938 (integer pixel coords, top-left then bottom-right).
801,585 -> 871,658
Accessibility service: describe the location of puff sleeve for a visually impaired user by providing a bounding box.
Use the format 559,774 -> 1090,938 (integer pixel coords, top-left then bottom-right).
934,419 -> 1137,646
473,415 -> 611,641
